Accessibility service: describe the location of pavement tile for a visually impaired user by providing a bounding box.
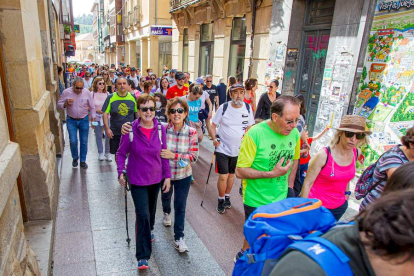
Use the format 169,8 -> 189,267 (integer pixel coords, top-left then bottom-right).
94,246 -> 137,275
52,261 -> 97,276
90,207 -> 135,231
92,228 -> 136,251
53,231 -> 95,266
55,208 -> 92,234
97,268 -> 161,276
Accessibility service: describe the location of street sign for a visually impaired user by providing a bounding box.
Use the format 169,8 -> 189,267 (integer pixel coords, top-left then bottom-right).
150,26 -> 172,36
74,24 -> 80,33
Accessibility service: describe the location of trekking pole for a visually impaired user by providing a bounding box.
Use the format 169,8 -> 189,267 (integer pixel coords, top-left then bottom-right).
122,170 -> 131,246
201,136 -> 220,207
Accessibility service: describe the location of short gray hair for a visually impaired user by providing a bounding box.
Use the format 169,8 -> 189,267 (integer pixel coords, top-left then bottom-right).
73,77 -> 84,85
205,75 -> 213,80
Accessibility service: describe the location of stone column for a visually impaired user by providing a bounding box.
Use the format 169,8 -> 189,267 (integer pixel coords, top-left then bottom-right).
37,0 -> 63,156
147,36 -> 159,74
0,0 -> 59,221
212,18 -> 232,83
140,37 -> 149,74
129,40 -> 137,68
171,20 -> 182,70
116,47 -> 122,65
188,25 -> 200,79
125,42 -> 130,66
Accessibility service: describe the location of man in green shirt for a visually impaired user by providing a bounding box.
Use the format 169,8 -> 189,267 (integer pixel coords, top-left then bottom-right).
102,77 -> 138,155
234,95 -> 301,262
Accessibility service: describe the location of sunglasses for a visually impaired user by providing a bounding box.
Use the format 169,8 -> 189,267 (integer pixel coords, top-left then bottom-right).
98,82 -> 104,85
344,131 -> 366,140
75,86 -> 83,90
169,108 -> 185,114
151,78 -> 156,80
206,80 -> 212,83
268,86 -> 275,89
177,78 -> 185,81
140,107 -> 155,112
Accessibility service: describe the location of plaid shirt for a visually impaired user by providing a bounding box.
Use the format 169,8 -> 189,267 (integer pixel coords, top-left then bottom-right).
164,123 -> 199,180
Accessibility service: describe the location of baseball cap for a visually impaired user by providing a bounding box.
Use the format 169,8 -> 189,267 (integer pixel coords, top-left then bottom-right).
170,69 -> 178,74
130,67 -> 136,71
175,72 -> 185,80
229,83 -> 245,92
194,77 -> 205,85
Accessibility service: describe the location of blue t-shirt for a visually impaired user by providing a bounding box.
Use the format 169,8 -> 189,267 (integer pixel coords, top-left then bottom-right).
217,83 -> 227,106
186,98 -> 201,123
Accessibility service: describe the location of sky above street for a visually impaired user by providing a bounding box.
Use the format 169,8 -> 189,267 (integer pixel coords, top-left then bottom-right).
73,0 -> 94,17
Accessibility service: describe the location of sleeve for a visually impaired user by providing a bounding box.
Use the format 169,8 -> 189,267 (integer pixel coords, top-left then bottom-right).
161,126 -> 172,179
211,105 -> 223,125
116,134 -> 130,177
175,127 -> 199,163
166,88 -> 172,99
88,92 -> 96,119
293,136 -> 301,160
377,152 -> 404,174
269,251 -> 325,276
248,106 -> 255,126
57,90 -> 68,109
255,94 -> 265,119
237,134 -> 257,168
103,95 -> 111,113
308,137 -> 314,145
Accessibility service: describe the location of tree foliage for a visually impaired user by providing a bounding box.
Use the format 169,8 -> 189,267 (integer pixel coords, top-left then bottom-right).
74,14 -> 93,25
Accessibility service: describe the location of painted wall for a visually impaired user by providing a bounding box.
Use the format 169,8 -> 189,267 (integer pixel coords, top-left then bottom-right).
352,0 -> 414,166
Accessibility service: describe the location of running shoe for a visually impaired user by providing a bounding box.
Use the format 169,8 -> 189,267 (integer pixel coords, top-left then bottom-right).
99,153 -> 104,161
174,238 -> 189,253
224,196 -> 232,209
217,199 -> 225,214
163,213 -> 172,227
137,259 -> 149,270
105,154 -> 112,162
151,231 -> 155,242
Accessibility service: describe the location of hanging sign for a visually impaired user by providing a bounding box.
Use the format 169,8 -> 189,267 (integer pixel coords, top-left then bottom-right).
150,26 -> 173,36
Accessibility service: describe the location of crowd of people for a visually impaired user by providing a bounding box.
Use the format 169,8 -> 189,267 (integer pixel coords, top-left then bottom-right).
58,62 -> 414,272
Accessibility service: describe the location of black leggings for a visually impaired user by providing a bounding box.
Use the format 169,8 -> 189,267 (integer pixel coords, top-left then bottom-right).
328,200 -> 348,221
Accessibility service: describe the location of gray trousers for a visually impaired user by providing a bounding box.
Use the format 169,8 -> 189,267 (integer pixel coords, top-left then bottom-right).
94,121 -> 110,154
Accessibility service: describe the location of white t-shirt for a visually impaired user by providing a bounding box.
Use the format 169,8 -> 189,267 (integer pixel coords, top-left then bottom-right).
84,78 -> 93,89
167,76 -> 177,86
128,75 -> 139,87
212,103 -> 255,157
200,91 -> 209,110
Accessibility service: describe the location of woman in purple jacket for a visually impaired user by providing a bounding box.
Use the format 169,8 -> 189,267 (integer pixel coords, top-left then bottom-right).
117,94 -> 171,270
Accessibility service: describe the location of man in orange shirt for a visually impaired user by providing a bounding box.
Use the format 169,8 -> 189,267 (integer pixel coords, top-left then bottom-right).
166,72 -> 189,99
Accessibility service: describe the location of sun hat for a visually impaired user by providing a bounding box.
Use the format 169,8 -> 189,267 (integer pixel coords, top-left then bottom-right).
336,115 -> 371,134
229,83 -> 245,92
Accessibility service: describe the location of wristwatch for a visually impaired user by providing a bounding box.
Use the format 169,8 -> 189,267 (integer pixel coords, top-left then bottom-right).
345,191 -> 351,196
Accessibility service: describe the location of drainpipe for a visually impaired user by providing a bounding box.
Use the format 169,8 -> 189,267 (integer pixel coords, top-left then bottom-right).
155,0 -> 158,25
247,0 -> 257,79
0,44 -> 28,222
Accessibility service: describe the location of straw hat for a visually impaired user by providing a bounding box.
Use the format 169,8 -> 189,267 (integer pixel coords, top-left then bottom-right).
336,115 -> 372,135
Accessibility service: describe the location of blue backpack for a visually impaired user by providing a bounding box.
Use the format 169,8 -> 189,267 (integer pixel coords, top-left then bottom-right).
233,198 -> 353,276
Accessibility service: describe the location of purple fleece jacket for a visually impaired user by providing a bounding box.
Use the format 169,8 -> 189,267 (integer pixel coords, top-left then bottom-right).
116,118 -> 171,186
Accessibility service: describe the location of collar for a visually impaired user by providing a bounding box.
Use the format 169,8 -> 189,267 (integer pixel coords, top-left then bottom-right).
136,117 -> 158,129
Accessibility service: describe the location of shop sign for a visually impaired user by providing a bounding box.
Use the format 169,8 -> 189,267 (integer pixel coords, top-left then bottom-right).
378,0 -> 414,11
74,24 -> 80,33
150,26 -> 172,36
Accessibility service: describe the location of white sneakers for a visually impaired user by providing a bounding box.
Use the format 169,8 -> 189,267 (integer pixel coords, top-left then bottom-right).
99,153 -> 104,161
174,238 -> 189,253
105,154 -> 112,162
163,213 -> 172,227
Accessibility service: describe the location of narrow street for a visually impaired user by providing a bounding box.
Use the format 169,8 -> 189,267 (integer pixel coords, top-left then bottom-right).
52,127 -> 361,276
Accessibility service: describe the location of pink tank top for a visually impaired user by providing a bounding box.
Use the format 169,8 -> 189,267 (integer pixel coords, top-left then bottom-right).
308,147 -> 357,209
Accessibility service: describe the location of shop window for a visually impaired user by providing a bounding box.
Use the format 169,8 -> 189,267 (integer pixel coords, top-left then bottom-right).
228,17 -> 247,82
183,29 -> 189,73
199,23 -> 214,76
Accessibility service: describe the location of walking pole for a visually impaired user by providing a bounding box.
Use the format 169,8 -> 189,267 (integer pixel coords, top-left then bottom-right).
122,170 -> 131,246
201,137 -> 220,207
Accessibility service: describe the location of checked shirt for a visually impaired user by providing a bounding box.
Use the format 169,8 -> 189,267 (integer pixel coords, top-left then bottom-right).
164,123 -> 199,180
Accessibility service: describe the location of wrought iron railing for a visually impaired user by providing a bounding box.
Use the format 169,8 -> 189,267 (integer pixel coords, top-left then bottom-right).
169,0 -> 201,12
133,5 -> 140,25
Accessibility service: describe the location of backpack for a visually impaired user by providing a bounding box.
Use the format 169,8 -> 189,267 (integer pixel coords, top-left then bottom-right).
354,150 -> 387,200
222,102 -> 251,116
129,121 -> 163,146
233,198 -> 353,276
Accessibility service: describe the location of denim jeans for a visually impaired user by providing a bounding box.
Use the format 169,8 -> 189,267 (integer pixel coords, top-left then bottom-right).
66,116 -> 89,162
299,163 -> 309,185
130,182 -> 161,260
94,121 -> 109,154
161,175 -> 192,240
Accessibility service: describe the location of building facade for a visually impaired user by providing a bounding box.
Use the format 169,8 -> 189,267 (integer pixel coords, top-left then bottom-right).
74,33 -> 96,62
170,0 -> 274,85
123,0 -> 172,76
0,0 -> 66,274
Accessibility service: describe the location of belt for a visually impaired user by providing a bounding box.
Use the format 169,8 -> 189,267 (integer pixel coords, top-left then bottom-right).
68,115 -> 87,121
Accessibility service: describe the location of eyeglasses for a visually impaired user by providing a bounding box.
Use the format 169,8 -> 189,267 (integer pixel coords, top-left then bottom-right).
344,131 -> 366,140
281,117 -> 300,125
74,86 -> 84,90
140,107 -> 155,112
98,82 -> 104,85
151,78 -> 156,80
169,108 -> 185,114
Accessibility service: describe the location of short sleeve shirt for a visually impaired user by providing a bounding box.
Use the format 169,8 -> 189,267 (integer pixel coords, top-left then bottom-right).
182,96 -> 202,123
212,103 -> 255,157
237,121 -> 301,207
102,92 -> 137,135
166,85 -> 188,99
203,85 -> 217,104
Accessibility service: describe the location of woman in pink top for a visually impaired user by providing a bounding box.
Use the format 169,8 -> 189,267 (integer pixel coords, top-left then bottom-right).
91,77 -> 111,161
301,115 -> 370,220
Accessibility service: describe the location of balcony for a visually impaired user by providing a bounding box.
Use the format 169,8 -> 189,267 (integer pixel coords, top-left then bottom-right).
128,11 -> 132,27
123,14 -> 129,30
169,0 -> 202,13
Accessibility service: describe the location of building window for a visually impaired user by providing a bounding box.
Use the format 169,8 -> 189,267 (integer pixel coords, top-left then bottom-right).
183,29 -> 189,73
199,23 -> 214,76
228,17 -> 246,82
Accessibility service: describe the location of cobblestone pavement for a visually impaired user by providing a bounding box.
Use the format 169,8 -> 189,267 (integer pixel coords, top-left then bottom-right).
52,127 -> 362,276
52,127 -> 225,276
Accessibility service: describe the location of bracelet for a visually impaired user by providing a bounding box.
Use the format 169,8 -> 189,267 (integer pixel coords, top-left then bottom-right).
345,191 -> 351,196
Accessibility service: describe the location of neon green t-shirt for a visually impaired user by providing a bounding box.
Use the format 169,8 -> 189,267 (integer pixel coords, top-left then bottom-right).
237,121 -> 300,207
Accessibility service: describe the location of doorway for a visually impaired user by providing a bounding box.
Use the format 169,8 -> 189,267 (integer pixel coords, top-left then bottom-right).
295,0 -> 335,135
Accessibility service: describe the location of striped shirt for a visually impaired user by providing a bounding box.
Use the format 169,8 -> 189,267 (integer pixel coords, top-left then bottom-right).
164,123 -> 199,180
360,145 -> 409,210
